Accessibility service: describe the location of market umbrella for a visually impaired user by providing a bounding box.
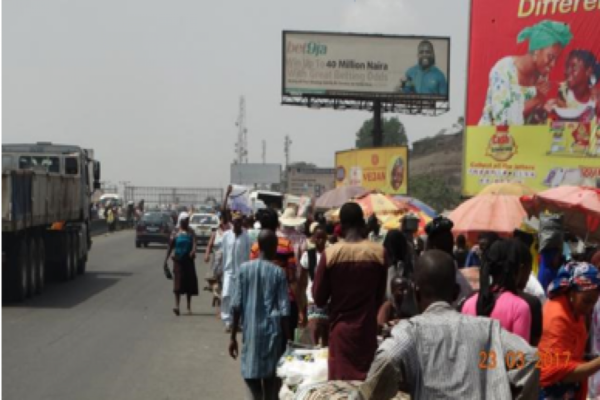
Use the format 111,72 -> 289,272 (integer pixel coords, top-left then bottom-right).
393,195 -> 437,218
520,186 -> 600,243
352,192 -> 408,218
315,186 -> 367,209
479,182 -> 537,197
381,210 -> 432,235
449,194 -> 527,240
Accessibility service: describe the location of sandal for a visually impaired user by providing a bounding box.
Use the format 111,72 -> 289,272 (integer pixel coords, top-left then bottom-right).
173,308 -> 180,316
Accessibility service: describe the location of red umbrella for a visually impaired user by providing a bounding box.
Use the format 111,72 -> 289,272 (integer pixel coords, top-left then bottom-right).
448,195 -> 527,241
521,186 -> 600,242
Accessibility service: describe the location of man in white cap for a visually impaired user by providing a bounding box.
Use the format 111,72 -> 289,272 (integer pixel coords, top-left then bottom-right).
221,211 -> 251,332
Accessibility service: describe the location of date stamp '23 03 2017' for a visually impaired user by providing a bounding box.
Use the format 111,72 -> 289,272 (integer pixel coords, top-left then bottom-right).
479,350 -> 572,370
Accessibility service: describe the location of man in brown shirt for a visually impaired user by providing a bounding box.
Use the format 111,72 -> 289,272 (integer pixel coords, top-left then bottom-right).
313,203 -> 388,381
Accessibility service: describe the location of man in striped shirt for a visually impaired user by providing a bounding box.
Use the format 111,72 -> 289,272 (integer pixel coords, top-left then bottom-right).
230,229 -> 291,400
355,250 -> 539,400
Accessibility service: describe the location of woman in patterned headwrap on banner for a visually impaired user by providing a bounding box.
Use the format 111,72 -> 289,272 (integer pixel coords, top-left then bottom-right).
479,20 -> 573,126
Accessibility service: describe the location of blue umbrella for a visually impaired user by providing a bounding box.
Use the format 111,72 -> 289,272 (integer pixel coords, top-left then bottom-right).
393,196 -> 437,218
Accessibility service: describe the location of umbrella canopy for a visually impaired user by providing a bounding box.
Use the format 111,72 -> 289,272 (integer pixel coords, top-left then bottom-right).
521,186 -> 600,242
479,182 -> 537,197
393,195 -> 437,218
449,194 -> 527,239
381,210 -> 432,235
352,192 -> 408,218
315,186 -> 367,209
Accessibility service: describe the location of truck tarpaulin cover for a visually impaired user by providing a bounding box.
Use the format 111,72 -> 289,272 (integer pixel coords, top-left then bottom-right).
463,0 -> 600,196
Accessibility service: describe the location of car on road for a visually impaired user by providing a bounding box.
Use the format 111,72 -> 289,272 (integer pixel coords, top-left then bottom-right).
136,212 -> 174,248
189,213 -> 219,246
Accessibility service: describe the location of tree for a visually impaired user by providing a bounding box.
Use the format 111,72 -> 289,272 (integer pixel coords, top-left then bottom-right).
409,174 -> 461,212
355,116 -> 408,148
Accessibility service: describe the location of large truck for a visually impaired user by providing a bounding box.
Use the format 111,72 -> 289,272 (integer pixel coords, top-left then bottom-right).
2,142 -> 101,301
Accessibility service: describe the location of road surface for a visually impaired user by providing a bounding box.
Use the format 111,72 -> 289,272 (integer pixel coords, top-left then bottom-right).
3,231 -> 246,400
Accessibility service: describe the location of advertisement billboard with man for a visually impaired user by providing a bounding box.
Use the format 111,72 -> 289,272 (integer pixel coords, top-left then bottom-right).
283,31 -> 450,100
335,147 -> 408,195
463,0 -> 600,196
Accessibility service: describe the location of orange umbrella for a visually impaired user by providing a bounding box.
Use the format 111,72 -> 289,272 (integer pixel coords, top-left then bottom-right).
521,186 -> 600,242
449,195 -> 527,240
352,192 -> 408,218
382,209 -> 432,236
479,182 -> 536,197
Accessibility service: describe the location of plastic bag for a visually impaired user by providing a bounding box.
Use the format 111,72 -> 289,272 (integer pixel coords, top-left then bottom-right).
539,213 -> 564,252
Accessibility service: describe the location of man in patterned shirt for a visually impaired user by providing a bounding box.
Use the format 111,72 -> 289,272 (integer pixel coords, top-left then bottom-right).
230,229 -> 290,400
355,250 -> 539,400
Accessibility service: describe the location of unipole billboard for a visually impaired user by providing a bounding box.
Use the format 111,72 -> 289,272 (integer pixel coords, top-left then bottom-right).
463,0 -> 600,196
335,147 -> 409,195
283,31 -> 450,101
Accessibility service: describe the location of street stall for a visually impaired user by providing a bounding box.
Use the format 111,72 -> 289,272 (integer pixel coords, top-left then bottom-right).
521,186 -> 600,244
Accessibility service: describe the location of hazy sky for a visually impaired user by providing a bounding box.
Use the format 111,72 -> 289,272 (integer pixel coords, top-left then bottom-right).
3,0 -> 470,188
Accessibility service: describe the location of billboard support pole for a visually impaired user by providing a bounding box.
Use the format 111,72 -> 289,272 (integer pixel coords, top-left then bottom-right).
373,100 -> 382,147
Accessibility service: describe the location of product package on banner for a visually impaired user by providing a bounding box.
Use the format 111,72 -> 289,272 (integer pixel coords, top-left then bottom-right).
463,0 -> 600,196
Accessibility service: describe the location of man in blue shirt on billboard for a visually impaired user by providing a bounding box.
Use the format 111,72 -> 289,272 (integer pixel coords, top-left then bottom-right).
399,40 -> 448,96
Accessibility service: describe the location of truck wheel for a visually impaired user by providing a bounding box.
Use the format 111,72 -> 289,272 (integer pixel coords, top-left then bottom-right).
71,232 -> 80,279
14,238 -> 30,301
60,234 -> 72,282
35,236 -> 45,294
28,237 -> 38,296
69,233 -> 78,280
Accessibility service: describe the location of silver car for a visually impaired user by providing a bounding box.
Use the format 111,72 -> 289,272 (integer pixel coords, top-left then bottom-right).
189,213 -> 219,246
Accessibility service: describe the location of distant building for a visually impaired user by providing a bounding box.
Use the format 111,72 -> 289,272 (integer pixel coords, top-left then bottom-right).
286,165 -> 335,197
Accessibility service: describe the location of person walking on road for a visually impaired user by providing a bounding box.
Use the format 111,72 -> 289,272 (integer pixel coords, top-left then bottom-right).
313,202 -> 388,381
204,214 -> 231,309
221,211 -> 251,332
164,212 -> 199,316
229,229 -> 291,400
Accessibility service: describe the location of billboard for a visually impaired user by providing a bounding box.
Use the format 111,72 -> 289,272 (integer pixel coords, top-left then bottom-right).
230,163 -> 281,185
463,0 -> 600,196
283,31 -> 450,101
335,147 -> 408,195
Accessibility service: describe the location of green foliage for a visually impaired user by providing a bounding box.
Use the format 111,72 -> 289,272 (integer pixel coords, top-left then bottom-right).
355,116 -> 408,148
409,174 -> 461,212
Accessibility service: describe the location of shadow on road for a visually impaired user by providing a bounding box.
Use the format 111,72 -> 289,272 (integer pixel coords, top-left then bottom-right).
2,271 -> 132,309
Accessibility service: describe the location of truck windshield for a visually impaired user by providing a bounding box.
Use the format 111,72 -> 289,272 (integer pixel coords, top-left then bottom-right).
18,156 -> 60,173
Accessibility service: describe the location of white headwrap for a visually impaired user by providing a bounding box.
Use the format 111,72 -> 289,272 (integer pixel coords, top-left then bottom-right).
177,212 -> 190,228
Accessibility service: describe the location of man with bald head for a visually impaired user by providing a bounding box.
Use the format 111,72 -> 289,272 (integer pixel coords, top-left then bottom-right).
399,40 -> 448,96
356,250 -> 539,400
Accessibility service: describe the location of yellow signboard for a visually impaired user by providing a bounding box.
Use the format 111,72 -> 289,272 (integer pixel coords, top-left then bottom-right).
335,147 -> 408,195
463,125 -> 600,196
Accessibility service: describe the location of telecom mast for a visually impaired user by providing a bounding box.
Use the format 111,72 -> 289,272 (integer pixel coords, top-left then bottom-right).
234,96 -> 248,164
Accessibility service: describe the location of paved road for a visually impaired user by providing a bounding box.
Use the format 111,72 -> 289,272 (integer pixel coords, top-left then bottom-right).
3,231 -> 245,400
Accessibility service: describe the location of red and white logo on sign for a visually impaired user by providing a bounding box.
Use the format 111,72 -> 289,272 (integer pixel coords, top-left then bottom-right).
371,154 -> 379,165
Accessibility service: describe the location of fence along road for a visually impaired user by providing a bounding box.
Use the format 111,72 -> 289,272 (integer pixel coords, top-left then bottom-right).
124,186 -> 223,209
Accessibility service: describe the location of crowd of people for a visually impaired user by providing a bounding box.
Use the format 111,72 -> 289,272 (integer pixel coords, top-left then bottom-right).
162,185 -> 600,400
